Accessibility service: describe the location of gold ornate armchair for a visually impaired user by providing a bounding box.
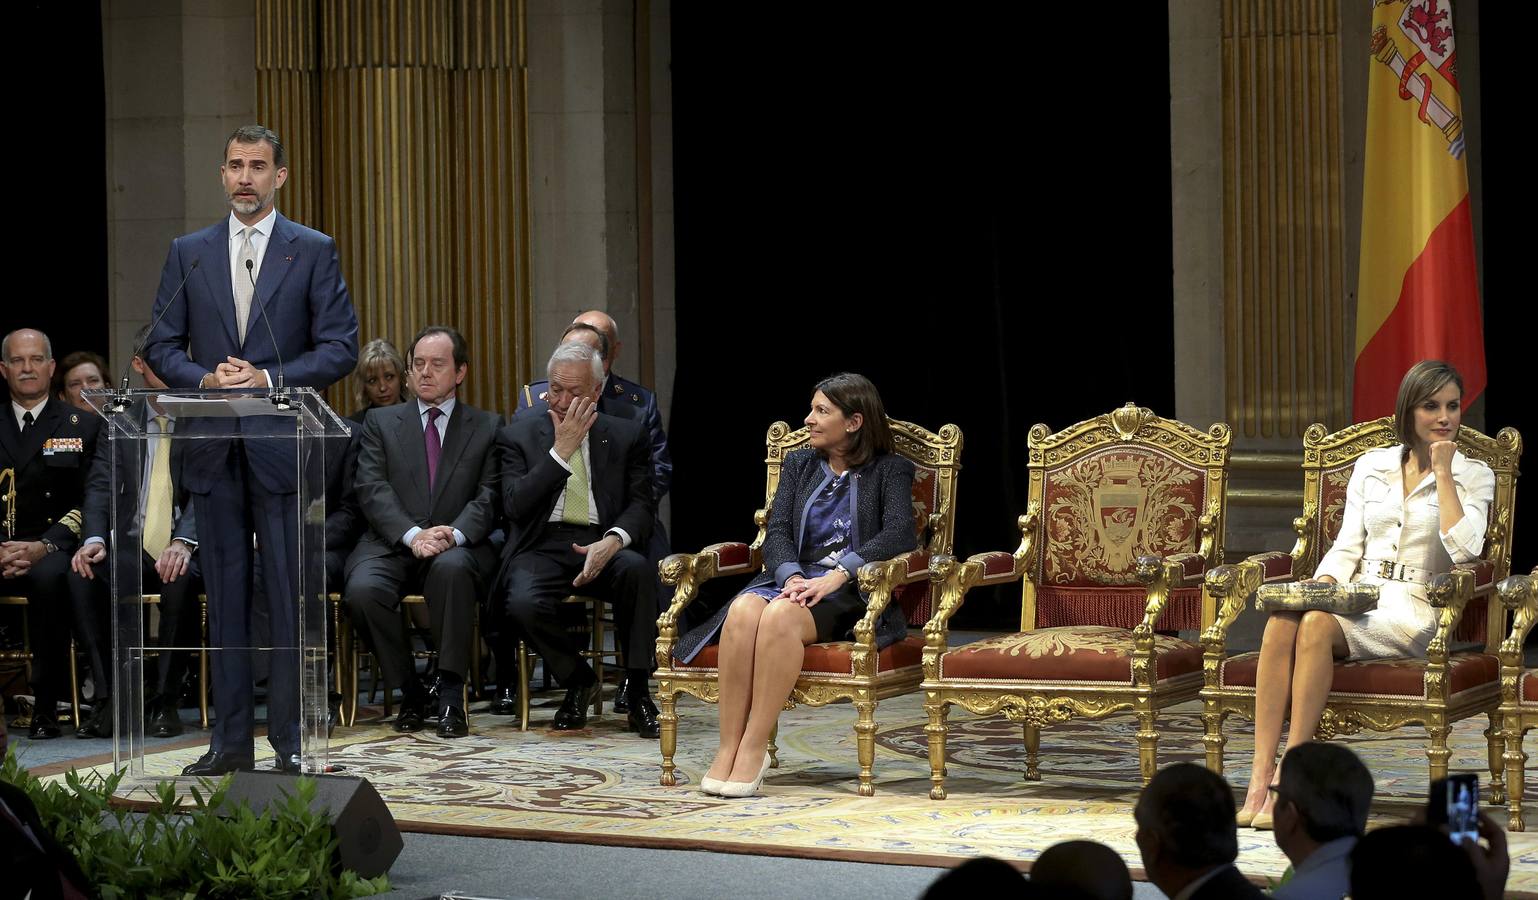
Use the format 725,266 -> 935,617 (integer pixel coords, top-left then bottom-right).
1201,419 -> 1521,797
654,418 -> 961,796
1498,567 -> 1537,830
921,403 -> 1231,798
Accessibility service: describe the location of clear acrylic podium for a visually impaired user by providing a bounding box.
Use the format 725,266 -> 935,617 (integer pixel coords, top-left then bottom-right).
86,388 -> 350,783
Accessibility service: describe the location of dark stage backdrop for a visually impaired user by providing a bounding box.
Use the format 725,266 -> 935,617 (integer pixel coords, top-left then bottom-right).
669,7 -> 1176,627
1,5 -> 108,364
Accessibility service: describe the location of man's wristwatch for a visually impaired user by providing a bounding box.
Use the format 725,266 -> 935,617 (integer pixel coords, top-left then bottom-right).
833,563 -> 852,582
40,538 -> 58,555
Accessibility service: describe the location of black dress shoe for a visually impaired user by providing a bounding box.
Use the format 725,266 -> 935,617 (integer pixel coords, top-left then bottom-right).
274,753 -> 302,774
182,750 -> 255,777
77,700 -> 114,739
148,699 -> 184,738
626,694 -> 660,738
437,706 -> 469,738
488,685 -> 519,716
394,696 -> 428,733
551,681 -> 599,731
29,718 -> 61,740
613,676 -> 631,714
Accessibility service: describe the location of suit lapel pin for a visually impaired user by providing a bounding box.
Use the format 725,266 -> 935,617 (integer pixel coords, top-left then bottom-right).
285,255 -> 295,262
70,413 -> 79,424
631,393 -> 640,402
612,384 -> 622,394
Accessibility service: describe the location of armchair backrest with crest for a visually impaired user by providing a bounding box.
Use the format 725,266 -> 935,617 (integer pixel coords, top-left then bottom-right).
1022,403 -> 1232,633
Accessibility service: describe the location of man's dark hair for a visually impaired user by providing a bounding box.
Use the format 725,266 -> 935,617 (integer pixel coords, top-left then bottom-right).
1134,763 -> 1239,869
1278,742 -> 1374,844
224,124 -> 287,169
1349,825 -> 1481,900
1031,840 -> 1132,900
561,322 -> 610,361
409,325 -> 470,370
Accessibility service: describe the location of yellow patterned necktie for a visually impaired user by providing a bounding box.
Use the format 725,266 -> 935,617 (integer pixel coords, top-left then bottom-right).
142,416 -> 173,558
561,444 -> 590,525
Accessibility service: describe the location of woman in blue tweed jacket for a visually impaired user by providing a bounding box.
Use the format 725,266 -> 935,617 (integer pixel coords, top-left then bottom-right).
678,373 -> 916,797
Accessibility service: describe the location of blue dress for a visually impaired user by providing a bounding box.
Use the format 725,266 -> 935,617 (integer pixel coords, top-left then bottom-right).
677,461 -> 873,662
744,467 -> 853,600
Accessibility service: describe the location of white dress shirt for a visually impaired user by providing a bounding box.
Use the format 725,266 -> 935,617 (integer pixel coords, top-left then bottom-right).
11,396 -> 47,431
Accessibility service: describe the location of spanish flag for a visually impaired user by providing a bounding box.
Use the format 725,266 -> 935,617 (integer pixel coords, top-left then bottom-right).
1353,0 -> 1484,419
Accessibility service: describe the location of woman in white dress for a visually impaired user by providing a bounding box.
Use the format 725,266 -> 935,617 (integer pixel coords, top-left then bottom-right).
1238,361 -> 1495,828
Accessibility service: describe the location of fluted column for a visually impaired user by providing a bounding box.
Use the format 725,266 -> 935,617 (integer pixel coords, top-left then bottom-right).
255,0 -> 531,414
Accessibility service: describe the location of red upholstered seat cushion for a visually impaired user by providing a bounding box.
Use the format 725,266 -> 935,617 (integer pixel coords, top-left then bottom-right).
676,635 -> 924,675
938,625 -> 1201,683
1219,651 -> 1499,698
1523,671 -> 1538,705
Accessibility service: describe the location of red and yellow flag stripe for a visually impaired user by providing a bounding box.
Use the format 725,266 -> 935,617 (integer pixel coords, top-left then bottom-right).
1353,0 -> 1484,419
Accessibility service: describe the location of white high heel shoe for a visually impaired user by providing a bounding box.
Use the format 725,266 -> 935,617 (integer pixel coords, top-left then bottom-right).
717,753 -> 772,799
700,775 -> 727,796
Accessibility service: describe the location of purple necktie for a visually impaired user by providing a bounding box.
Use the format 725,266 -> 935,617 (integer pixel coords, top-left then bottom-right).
425,407 -> 443,490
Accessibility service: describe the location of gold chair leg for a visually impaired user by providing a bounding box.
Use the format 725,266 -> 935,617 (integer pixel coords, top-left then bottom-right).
199,597 -> 210,729
659,688 -> 678,786
925,695 -> 949,800
1505,716 -> 1527,832
1023,723 -> 1041,782
68,638 -> 81,728
341,614 -> 358,727
1201,699 -> 1227,775
470,609 -> 482,701
517,641 -> 531,733
1427,713 -> 1452,785
1485,712 -> 1506,805
767,721 -> 780,768
592,608 -> 605,716
854,697 -> 878,796
1136,709 -> 1159,785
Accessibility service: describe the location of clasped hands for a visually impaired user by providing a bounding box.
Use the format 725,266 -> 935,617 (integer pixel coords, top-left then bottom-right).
69,540 -> 193,582
0,540 -> 47,579
410,525 -> 459,559
773,569 -> 849,608
203,356 -> 269,389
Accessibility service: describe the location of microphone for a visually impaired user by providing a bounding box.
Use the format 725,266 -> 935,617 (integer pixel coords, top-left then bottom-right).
112,259 -> 199,412
246,258 -> 291,408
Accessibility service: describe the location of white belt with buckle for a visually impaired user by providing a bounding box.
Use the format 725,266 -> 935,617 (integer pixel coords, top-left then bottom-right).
1363,558 -> 1434,585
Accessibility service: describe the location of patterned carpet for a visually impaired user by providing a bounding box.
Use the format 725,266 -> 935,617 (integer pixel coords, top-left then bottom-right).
82,693 -> 1538,893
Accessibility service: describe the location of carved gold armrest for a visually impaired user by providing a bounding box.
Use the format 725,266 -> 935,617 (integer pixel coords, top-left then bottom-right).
1196,497 -> 1222,565
1498,568 -> 1538,667
655,541 -> 760,668
921,504 -> 1040,679
1134,554 -> 1185,640
1286,509 -> 1316,578
1201,560 -> 1264,653
1426,566 -> 1477,671
852,550 -> 930,646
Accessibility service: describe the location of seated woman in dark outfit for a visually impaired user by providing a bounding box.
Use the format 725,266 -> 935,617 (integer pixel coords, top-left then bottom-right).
675,373 -> 915,797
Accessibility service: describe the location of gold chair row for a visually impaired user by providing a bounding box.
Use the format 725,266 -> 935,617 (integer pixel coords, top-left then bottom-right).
650,404 -> 1530,831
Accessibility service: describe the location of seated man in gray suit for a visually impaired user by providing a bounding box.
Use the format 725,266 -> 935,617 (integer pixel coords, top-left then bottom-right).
497,339 -> 659,736
344,325 -> 501,738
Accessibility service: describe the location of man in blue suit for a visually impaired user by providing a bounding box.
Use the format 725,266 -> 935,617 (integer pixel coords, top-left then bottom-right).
144,125 -> 358,776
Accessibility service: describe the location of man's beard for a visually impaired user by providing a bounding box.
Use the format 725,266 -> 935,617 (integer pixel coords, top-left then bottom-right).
229,187 -> 274,216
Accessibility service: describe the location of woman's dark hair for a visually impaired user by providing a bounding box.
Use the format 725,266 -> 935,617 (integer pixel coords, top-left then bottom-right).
813,372 -> 894,467
1393,360 -> 1463,453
